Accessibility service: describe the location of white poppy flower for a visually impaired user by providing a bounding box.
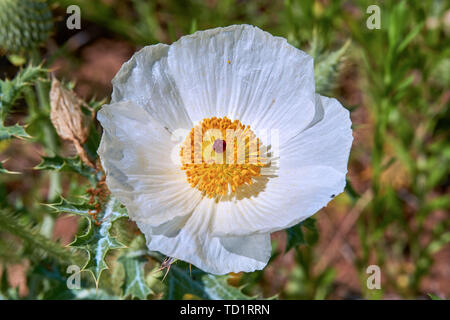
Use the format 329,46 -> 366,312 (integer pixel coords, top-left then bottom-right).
97,25 -> 353,275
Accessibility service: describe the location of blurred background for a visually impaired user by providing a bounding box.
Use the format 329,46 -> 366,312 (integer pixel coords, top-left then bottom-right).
0,0 -> 449,300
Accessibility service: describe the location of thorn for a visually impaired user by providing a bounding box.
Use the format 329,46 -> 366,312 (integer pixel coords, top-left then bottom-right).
162,266 -> 171,281
156,257 -> 176,281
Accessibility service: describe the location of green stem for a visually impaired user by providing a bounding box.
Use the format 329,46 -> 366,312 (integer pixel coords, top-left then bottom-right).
23,87 -> 39,119
29,49 -> 61,201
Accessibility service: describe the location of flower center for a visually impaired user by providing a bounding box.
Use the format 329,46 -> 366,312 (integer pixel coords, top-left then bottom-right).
212,139 -> 226,153
180,117 -> 267,198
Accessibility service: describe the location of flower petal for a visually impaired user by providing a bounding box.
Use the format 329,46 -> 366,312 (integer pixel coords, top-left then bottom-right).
282,95 -> 353,174
111,43 -> 192,132
97,101 -> 202,227
211,166 -> 346,236
167,24 -> 316,144
210,95 -> 352,236
136,197 -> 271,274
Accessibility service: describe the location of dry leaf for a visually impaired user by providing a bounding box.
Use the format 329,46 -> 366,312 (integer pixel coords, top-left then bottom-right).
50,77 -> 95,168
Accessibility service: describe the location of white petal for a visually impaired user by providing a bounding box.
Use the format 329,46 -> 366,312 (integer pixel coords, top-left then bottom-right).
211,166 -> 345,236
282,95 -> 353,174
136,197 -> 271,275
97,101 -> 202,227
167,24 -> 316,144
111,43 -> 192,132
210,95 -> 352,236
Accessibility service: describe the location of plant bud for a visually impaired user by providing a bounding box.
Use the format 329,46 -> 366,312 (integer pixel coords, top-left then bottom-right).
50,77 -> 95,168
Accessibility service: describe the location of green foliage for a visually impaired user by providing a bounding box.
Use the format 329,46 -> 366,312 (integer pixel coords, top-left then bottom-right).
201,274 -> 257,300
35,155 -> 97,182
313,40 -> 350,94
0,64 -> 47,122
0,209 -> 80,264
428,293 -> 444,300
344,0 -> 450,298
0,124 -> 31,141
285,261 -> 336,300
58,289 -> 120,300
48,197 -> 128,285
164,264 -> 210,300
285,218 -> 317,252
0,0 -> 54,53
164,263 -> 258,300
283,216 -> 334,299
46,197 -> 94,216
118,251 -> 152,300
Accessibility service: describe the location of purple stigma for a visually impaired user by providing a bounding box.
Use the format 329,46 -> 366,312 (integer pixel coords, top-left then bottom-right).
213,139 -> 226,153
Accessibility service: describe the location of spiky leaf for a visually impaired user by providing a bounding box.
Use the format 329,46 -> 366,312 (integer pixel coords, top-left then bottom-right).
119,251 -> 152,300
0,124 -> 31,141
0,65 -> 48,121
201,274 -> 256,300
34,155 -> 96,182
314,40 -> 351,94
46,197 -> 94,217
68,197 -> 128,284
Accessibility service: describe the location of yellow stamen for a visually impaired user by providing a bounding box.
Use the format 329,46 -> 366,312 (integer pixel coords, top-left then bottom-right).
180,117 -> 267,198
